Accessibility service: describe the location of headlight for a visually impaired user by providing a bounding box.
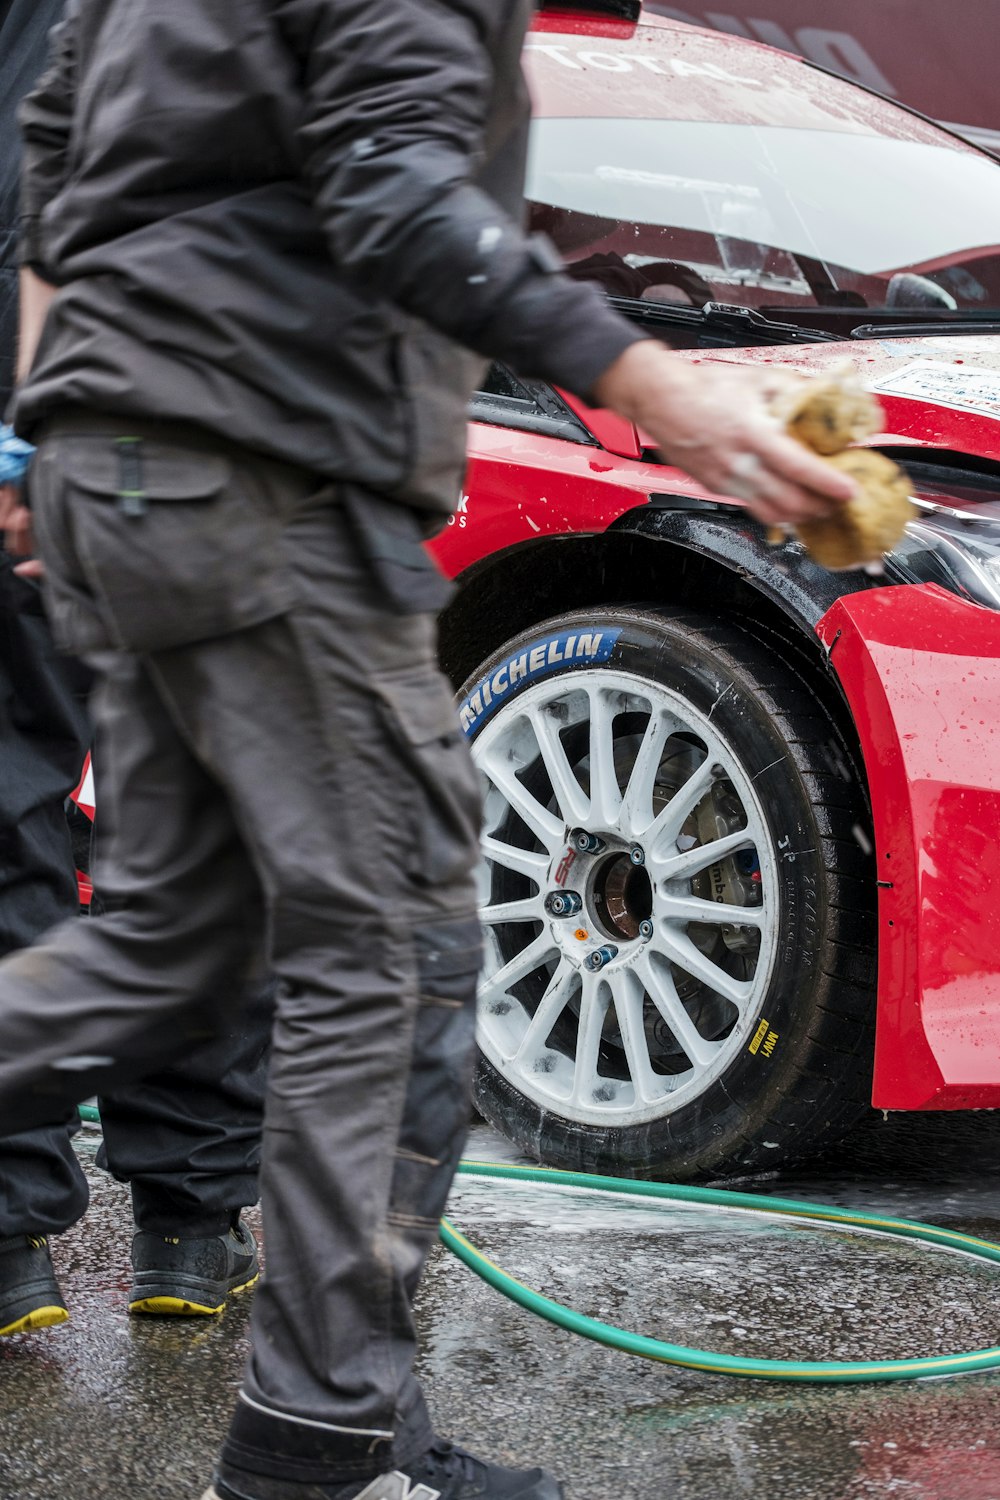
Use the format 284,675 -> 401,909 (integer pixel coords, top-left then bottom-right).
885,504 -> 1000,611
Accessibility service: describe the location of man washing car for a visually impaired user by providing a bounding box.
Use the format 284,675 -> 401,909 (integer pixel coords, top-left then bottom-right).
0,2 -> 853,1496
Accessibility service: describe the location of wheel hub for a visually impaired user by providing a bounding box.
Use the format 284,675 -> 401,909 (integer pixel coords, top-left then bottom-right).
590,849 -> 652,942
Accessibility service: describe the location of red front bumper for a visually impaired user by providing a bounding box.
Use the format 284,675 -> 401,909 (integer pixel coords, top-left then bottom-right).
818,584 -> 1000,1110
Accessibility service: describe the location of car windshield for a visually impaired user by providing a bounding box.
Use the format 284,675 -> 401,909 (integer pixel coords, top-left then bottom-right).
527,119 -> 1000,317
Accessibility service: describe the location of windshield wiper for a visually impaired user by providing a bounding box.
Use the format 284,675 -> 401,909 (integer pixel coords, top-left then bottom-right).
758,304 -> 1000,339
850,317 -> 1000,339
611,295 -> 1000,344
609,297 -> 840,346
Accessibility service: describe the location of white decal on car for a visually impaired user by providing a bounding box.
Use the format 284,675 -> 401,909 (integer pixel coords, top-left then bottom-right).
459,628 -> 621,736
876,361 -> 1000,423
523,42 -> 763,87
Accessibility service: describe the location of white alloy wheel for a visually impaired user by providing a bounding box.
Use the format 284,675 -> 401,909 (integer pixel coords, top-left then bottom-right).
473,669 -> 779,1129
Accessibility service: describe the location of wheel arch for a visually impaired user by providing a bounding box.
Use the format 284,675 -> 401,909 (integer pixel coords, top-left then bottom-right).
438,505 -> 875,821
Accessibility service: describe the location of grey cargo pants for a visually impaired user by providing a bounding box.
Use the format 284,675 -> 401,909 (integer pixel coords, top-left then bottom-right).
0,420 -> 483,1487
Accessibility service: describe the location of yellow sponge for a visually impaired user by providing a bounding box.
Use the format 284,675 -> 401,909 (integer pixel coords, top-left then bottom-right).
773,370 -> 882,456
769,369 -> 914,569
794,449 -> 915,570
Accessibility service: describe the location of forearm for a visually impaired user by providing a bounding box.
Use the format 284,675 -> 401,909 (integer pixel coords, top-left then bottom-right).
16,268 -> 56,386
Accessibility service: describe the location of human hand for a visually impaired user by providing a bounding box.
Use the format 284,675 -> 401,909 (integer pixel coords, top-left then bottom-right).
592,342 -> 858,526
0,482 -> 43,578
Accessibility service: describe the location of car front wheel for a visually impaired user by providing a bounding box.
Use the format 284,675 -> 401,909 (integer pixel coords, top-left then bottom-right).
462,607 -> 876,1179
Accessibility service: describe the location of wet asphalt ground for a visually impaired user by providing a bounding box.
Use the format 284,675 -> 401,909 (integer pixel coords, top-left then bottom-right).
3,1112 -> 1000,1500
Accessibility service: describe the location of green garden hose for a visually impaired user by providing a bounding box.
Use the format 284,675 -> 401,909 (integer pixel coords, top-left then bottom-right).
78,1105 -> 1000,1384
446,1161 -> 1000,1384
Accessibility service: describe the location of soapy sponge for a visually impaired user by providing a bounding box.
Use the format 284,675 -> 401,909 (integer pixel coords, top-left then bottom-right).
768,369 -> 914,569
793,448 -> 915,571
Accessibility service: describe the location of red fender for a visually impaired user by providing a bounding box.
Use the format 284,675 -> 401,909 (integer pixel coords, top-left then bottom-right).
818,585 -> 1000,1109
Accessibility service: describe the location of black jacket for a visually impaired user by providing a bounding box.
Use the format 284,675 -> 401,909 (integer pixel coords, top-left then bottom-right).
14,0 -> 640,515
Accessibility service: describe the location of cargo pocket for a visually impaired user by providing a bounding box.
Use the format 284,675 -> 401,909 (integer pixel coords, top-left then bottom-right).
390,915 -> 482,1235
374,668 -> 482,889
65,440 -> 296,653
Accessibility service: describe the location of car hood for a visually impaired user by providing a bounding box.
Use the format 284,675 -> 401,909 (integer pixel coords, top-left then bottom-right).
654,336 -> 1000,466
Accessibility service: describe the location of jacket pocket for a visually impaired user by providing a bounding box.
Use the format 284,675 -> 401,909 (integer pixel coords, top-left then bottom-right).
340,483 -> 454,615
61,439 -> 297,653
374,667 -> 482,890
391,326 -> 487,515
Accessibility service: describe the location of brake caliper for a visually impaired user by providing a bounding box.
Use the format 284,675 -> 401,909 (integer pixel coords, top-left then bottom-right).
694,780 -> 761,954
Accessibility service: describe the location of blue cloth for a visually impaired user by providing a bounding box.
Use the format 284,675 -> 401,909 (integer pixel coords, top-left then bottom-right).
0,424 -> 35,482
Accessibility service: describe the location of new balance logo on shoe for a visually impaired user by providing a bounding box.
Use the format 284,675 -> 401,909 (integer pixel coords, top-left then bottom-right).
355,1476 -> 441,1500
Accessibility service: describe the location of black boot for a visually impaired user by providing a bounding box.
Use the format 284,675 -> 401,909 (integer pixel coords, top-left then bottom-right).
129,1216 -> 259,1317
0,1234 -> 69,1335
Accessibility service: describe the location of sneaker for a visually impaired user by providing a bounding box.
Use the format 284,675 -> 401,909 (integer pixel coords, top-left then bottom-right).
129,1217 -> 259,1317
0,1234 -> 70,1336
203,1439 -> 565,1499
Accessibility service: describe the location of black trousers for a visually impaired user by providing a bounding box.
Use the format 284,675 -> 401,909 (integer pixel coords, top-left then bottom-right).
0,550 -> 270,1238
0,422 -> 482,1490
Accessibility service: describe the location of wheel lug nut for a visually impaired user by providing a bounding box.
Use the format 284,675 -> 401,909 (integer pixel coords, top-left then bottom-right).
639,920 -> 654,941
584,944 -> 619,973
629,844 -> 645,866
571,828 -> 606,854
544,890 -> 583,918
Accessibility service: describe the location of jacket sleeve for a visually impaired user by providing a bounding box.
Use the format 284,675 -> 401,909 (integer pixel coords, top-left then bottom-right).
272,0 -> 643,398
17,6 -> 78,279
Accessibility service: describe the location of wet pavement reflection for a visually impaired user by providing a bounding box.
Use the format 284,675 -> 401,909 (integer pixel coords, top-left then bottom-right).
3,1112 -> 1000,1499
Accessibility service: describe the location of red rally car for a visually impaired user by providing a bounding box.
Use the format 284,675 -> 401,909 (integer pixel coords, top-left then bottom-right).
424,0 -> 1000,1179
